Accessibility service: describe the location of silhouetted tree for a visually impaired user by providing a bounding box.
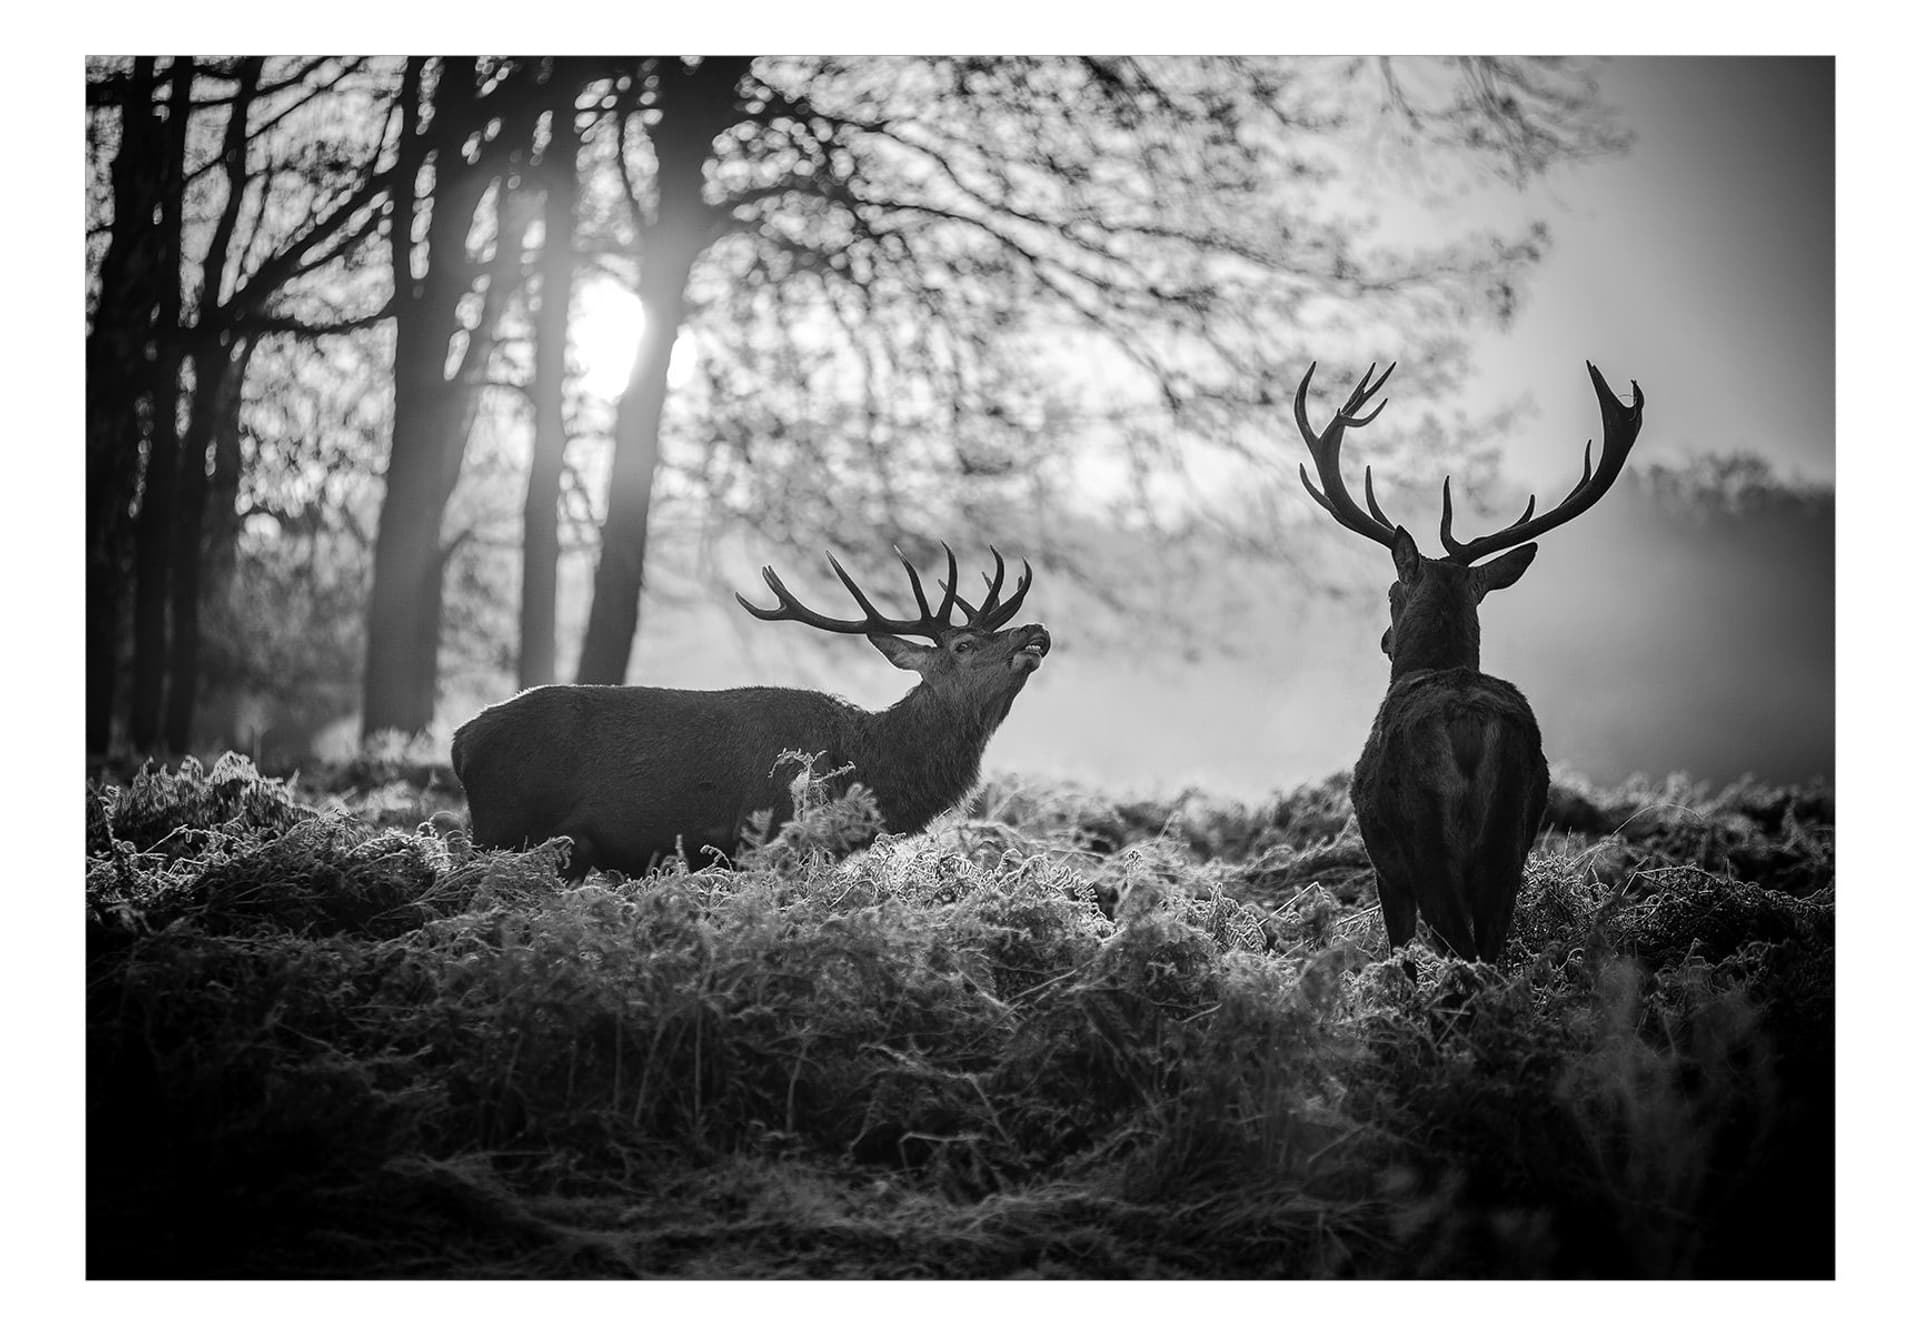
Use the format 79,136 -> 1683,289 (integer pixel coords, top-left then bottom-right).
574,57 -> 755,683
164,57 -> 268,752
87,57 -> 169,753
127,58 -> 194,752
568,56 -> 1628,684
88,55 -> 1633,755
87,56 -> 393,753
360,57 -> 550,736
518,73 -> 584,689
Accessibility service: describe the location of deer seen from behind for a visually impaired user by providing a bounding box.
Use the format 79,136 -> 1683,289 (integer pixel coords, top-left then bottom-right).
1290,359 -> 1644,967
453,547 -> 1050,878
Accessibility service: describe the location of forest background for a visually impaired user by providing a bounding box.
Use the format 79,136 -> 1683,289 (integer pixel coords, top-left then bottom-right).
79,53 -> 1833,796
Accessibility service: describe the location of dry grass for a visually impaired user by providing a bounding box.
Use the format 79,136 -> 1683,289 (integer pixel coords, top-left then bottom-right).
85,754 -> 1833,1278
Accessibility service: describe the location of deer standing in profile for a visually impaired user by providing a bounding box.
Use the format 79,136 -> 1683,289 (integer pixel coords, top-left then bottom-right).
452,547 -> 1049,877
1290,360 -> 1644,966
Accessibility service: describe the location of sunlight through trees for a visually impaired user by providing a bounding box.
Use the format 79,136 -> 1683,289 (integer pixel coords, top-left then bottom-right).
87,55 -> 1634,753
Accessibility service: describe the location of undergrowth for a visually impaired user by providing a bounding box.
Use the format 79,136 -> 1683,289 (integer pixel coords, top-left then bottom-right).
85,754 -> 1833,1279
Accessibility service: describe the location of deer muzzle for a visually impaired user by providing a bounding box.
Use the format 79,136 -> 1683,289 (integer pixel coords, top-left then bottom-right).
1012,626 -> 1051,673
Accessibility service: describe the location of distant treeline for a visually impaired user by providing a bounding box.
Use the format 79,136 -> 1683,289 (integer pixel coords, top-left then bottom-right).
1497,455 -> 1832,787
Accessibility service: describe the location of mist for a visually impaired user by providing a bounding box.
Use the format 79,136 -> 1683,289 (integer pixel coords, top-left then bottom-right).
1483,466 -> 1833,790
447,462 -> 1830,805
1006,469 -> 1833,799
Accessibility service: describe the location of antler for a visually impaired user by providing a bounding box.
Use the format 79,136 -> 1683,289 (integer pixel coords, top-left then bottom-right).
939,547 -> 1034,632
1293,360 -> 1402,549
737,545 -> 1030,639
1438,362 -> 1645,564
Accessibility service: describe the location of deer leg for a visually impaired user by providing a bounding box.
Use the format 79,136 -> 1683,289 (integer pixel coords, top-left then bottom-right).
1378,874 -> 1418,955
1359,830 -> 1421,978
1466,760 -> 1546,964
1399,787 -> 1478,962
1466,823 -> 1526,964
1381,880 -> 1420,982
1418,868 -> 1480,961
1470,855 -> 1523,964
1469,814 -> 1538,963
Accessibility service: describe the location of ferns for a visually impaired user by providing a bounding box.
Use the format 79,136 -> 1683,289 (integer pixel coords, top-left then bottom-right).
85,753 -> 1833,1278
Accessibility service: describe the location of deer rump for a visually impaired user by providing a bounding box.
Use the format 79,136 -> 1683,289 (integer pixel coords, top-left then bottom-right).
452,683 -> 868,876
1351,667 -> 1550,963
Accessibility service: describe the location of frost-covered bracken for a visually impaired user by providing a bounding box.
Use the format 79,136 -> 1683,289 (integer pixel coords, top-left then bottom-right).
87,753 -> 1831,1278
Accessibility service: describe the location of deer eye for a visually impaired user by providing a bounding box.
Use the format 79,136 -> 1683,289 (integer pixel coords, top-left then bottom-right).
952,639 -> 977,654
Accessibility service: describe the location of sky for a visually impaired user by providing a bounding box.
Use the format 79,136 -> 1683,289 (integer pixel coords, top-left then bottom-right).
1397,57 -> 1835,494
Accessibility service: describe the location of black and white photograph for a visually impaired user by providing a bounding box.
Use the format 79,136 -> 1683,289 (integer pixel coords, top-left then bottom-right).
72,38 -> 1856,1297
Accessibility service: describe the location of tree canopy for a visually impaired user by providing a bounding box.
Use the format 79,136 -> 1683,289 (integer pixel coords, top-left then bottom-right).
84,54 -> 1630,755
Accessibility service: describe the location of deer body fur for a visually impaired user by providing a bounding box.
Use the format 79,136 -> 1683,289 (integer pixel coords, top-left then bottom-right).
452,546 -> 1048,877
1288,359 -> 1643,967
1352,667 -> 1549,961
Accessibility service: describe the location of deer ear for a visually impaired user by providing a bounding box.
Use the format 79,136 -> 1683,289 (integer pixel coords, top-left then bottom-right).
1471,544 -> 1538,599
868,633 -> 937,673
1390,526 -> 1422,585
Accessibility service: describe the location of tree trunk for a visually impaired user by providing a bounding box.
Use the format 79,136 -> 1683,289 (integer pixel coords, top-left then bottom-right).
363,334 -> 475,735
573,257 -> 695,684
128,58 -> 194,752
166,60 -> 260,752
364,58 -> 470,739
574,57 -> 750,686
86,57 -> 165,755
199,334 -> 255,644
518,99 -> 580,689
166,336 -> 249,750
365,189 -> 536,736
363,58 -> 543,738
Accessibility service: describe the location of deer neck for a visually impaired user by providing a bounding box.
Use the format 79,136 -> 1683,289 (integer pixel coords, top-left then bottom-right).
1389,590 -> 1482,681
849,680 -> 1007,832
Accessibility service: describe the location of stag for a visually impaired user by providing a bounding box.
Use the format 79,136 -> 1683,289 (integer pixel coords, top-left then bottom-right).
452,547 -> 1049,877
1291,360 -> 1644,966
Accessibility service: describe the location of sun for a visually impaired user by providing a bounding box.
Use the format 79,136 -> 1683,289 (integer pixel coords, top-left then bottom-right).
568,276 -> 701,401
570,277 -> 646,401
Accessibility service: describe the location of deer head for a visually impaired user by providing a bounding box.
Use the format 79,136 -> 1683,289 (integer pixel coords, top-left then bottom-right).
736,544 -> 1051,720
1294,360 -> 1644,678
